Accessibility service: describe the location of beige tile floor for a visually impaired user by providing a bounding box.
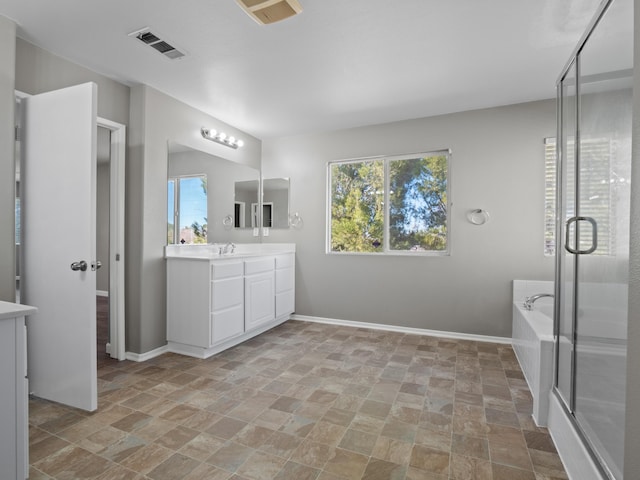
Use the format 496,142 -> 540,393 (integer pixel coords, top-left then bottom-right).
29,321 -> 568,479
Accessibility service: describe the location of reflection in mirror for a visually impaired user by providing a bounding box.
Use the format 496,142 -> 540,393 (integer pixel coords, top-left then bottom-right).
167,175 -> 208,244
167,142 -> 260,244
263,177 -> 290,228
234,180 -> 258,228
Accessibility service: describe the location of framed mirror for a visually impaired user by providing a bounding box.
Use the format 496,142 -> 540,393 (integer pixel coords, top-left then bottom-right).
167,142 -> 260,244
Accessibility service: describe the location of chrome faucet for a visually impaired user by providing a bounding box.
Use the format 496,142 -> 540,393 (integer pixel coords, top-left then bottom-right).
222,242 -> 236,254
523,293 -> 554,311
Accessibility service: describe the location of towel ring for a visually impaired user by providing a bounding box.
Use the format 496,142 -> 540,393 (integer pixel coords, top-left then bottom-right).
467,209 -> 490,225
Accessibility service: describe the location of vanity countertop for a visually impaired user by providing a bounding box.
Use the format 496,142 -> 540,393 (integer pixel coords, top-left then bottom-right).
165,243 -> 296,261
0,301 -> 37,321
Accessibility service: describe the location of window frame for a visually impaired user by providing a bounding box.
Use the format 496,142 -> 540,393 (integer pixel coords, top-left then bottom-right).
326,150 -> 451,256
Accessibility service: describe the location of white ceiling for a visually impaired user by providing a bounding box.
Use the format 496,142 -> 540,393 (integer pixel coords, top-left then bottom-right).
1,0 -> 602,139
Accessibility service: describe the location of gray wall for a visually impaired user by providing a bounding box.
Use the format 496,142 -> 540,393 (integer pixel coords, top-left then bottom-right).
127,85 -> 261,353
262,100 -> 557,338
15,39 -> 129,126
623,0 -> 640,473
0,16 -> 16,302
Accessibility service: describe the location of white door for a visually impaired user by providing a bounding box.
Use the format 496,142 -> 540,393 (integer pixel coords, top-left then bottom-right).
21,83 -> 98,412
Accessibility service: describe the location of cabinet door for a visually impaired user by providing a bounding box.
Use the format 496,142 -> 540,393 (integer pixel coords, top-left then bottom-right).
276,290 -> 295,318
275,254 -> 295,317
245,272 -> 275,331
212,307 -> 244,345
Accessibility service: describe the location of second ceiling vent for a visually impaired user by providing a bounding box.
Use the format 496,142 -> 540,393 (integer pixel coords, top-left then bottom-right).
236,0 -> 302,25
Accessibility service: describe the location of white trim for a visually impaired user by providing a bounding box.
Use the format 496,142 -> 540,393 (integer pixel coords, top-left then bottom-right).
125,345 -> 169,362
290,314 -> 511,344
96,290 -> 109,297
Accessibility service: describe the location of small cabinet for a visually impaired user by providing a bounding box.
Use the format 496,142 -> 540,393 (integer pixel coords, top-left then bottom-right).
244,257 -> 275,331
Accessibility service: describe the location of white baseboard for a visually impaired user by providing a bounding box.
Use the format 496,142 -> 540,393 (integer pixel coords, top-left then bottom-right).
125,316 -> 509,363
96,290 -> 109,297
290,314 -> 511,344
125,344 -> 169,362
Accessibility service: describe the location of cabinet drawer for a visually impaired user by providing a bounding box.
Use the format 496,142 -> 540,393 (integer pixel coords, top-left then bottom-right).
275,253 -> 294,269
212,277 -> 243,311
211,306 -> 244,345
244,257 -> 274,275
212,261 -> 243,280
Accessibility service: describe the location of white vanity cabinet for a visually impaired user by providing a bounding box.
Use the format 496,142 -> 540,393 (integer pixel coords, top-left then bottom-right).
166,245 -> 295,359
0,301 -> 36,480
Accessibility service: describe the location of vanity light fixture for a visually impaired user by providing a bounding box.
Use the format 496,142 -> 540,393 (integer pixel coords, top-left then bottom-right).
201,127 -> 244,149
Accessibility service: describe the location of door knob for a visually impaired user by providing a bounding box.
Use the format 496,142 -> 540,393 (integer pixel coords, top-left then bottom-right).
92,260 -> 102,271
70,260 -> 88,272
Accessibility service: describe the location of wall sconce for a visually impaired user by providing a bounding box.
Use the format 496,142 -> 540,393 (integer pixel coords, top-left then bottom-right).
201,127 -> 244,149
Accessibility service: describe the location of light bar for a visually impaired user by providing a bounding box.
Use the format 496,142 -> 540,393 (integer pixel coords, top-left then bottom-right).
201,127 -> 244,149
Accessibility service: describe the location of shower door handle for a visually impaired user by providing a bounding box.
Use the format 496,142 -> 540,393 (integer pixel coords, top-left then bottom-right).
564,216 -> 598,254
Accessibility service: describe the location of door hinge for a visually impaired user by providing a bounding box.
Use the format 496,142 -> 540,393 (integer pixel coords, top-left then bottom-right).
15,126 -> 20,141
115,253 -> 120,261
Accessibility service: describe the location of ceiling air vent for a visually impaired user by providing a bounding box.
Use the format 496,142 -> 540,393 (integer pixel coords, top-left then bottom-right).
236,0 -> 302,25
128,27 -> 187,60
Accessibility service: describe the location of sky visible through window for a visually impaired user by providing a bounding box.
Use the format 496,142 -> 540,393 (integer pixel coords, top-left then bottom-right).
168,177 -> 207,229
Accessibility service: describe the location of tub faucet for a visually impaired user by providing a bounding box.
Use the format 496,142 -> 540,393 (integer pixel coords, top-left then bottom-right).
523,293 -> 554,311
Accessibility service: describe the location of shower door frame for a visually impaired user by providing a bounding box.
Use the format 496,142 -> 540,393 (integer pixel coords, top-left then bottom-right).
553,0 -> 630,479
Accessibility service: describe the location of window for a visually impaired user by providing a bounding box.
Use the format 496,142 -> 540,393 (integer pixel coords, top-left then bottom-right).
544,139 -> 557,256
544,137 -> 614,256
167,175 -> 208,244
328,151 -> 450,254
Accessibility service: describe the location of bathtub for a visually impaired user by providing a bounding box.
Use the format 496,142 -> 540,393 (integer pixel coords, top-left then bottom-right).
512,280 -> 554,426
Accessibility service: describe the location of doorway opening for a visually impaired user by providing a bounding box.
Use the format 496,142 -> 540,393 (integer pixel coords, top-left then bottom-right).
96,117 -> 126,362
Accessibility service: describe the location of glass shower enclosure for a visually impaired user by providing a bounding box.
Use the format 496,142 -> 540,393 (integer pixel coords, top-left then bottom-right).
554,0 -> 632,478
